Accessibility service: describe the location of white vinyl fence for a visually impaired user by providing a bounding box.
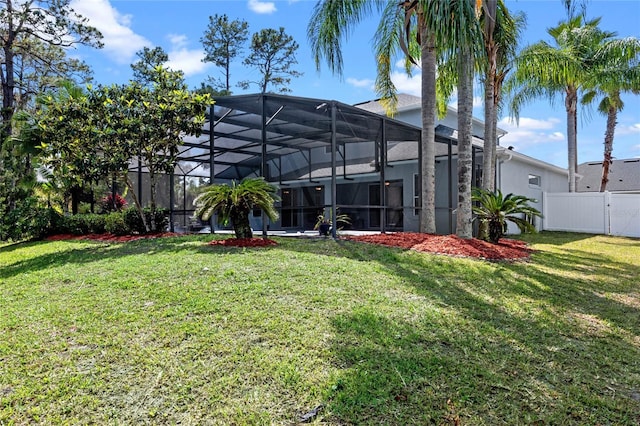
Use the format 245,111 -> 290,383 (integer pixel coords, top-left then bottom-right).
543,192 -> 640,238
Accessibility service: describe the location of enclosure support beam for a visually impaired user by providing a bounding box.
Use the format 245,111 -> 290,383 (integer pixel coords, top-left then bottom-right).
261,95 -> 268,237
448,139 -> 453,234
330,102 -> 337,239
380,118 -> 387,234
137,153 -> 143,206
418,122 -> 423,231
169,172 -> 175,232
209,105 -> 216,234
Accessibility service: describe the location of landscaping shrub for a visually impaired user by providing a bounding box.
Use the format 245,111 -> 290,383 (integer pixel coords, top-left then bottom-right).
104,212 -> 129,235
122,207 -> 169,234
100,193 -> 127,213
0,197 -> 54,241
83,214 -> 107,234
50,213 -> 107,235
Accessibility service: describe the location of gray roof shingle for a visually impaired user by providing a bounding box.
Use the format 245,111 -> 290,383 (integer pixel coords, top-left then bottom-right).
577,158 -> 640,192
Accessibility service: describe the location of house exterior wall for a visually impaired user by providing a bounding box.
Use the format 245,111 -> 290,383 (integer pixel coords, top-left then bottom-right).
497,156 -> 568,232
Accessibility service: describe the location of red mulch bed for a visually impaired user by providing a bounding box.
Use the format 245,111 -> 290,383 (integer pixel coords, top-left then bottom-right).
45,232 -> 529,260
208,238 -> 278,248
46,232 -> 180,243
345,232 -> 531,261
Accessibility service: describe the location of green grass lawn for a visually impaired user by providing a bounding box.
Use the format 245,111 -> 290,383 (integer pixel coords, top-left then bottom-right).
1,232 -> 639,424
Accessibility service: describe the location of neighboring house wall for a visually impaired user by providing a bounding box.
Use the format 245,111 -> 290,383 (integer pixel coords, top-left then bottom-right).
497,151 -> 569,232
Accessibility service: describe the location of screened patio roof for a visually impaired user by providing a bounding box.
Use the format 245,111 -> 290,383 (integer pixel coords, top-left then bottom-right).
173,93 -> 423,180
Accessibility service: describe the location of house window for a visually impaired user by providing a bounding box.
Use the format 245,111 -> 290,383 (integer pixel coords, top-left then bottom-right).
413,174 -> 420,215
528,174 -> 541,187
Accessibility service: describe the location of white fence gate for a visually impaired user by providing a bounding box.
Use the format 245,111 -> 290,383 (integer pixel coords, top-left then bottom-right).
543,192 -> 640,238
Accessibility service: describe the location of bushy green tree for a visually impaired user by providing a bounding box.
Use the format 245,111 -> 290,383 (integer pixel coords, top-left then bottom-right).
238,27 -> 302,94
0,0 -> 102,143
36,71 -> 212,233
201,14 -> 249,95
131,47 -> 171,86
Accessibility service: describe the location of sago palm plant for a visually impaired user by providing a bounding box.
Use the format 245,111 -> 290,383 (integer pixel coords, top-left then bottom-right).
472,188 -> 542,244
194,177 -> 279,239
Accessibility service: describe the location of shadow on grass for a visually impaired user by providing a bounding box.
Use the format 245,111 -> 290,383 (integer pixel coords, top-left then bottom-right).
285,234 -> 640,423
0,235 -> 281,280
324,246 -> 640,424
2,233 -> 639,423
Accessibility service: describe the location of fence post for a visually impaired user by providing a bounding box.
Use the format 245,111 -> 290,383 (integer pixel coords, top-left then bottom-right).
542,191 -> 548,231
604,191 -> 611,235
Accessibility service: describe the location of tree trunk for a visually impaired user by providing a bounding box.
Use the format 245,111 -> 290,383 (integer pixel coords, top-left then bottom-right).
149,168 -> 157,232
456,46 -> 474,239
1,0 -> 17,145
480,38 -> 497,241
124,175 -> 150,233
70,185 -> 81,215
231,208 -> 253,239
600,104 -> 617,192
565,87 -> 578,192
483,0 -> 498,193
420,27 -> 437,234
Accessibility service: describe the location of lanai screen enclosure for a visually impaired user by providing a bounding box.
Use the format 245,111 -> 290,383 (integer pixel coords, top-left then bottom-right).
128,93 -> 483,236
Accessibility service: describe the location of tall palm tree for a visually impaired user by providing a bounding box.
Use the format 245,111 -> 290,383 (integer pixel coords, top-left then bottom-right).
582,37 -> 640,191
308,0 -> 482,238
308,0 -> 438,234
194,177 -> 279,239
481,1 -> 525,192
507,16 -> 614,192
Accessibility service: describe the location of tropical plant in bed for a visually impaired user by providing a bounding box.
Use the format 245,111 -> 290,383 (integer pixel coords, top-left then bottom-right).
472,187 -> 542,244
194,177 -> 279,239
314,208 -> 351,236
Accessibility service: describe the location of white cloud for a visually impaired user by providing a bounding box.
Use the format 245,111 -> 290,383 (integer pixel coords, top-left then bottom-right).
499,116 -> 562,130
248,0 -> 277,14
346,77 -> 374,89
390,71 -> 421,96
165,34 -> 210,77
70,0 -> 149,64
498,116 -> 565,150
616,123 -> 640,136
168,34 -> 188,50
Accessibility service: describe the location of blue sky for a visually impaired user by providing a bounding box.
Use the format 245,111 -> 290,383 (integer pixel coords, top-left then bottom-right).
69,0 -> 640,168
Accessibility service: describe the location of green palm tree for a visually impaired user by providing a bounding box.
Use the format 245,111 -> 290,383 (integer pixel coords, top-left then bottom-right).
481,1 -> 525,192
507,16 -> 615,192
472,187 -> 542,244
582,37 -> 640,191
194,177 -> 280,239
308,0 -> 436,233
308,0 -> 482,237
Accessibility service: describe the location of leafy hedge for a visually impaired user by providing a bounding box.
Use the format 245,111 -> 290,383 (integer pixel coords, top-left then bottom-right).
50,207 -> 169,237
0,197 -> 54,242
122,207 -> 169,234
1,203 -> 169,242
52,213 -> 107,235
